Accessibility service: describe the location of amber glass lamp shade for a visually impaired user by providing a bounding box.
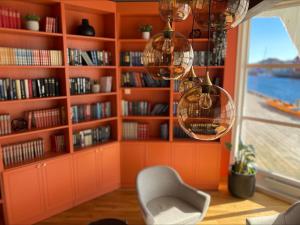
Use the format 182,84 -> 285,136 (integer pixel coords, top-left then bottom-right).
177,74 -> 235,140
159,0 -> 191,22
143,22 -> 194,80
179,67 -> 202,95
191,0 -> 249,30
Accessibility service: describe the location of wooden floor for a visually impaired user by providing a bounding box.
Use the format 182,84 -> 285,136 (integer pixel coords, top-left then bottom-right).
37,186 -> 289,225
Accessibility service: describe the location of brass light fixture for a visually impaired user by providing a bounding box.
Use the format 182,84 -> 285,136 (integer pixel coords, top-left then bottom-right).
177,0 -> 236,141
159,0 -> 191,22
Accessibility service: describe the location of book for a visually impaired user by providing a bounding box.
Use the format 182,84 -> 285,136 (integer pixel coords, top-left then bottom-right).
51,134 -> 65,152
67,48 -> 112,66
100,76 -> 112,93
0,114 -> 11,136
121,72 -> 169,88
0,7 -> 21,29
122,100 -> 168,116
122,122 -> 149,140
120,51 -> 143,66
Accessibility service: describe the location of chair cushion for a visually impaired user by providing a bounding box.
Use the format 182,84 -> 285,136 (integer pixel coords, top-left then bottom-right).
246,213 -> 284,225
147,196 -> 202,225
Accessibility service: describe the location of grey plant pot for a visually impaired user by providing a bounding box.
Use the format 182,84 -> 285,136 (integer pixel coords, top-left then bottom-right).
228,171 -> 256,199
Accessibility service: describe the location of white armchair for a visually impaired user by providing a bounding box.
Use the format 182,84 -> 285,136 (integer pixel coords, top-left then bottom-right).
136,166 -> 211,225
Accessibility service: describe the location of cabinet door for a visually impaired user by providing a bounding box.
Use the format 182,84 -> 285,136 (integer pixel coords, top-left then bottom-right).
102,143 -> 120,189
3,163 -> 45,225
196,143 -> 221,189
42,156 -> 74,213
121,142 -> 145,187
171,143 -> 197,186
145,142 -> 171,167
73,150 -> 97,203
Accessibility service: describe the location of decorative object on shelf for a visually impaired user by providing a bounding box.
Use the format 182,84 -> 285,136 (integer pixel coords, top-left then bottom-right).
177,0 -> 235,141
159,0 -> 191,22
11,118 -> 27,132
92,80 -> 101,93
226,142 -> 256,199
24,14 -> 40,31
140,24 -> 152,40
191,0 -> 249,30
189,29 -> 201,38
77,19 -> 95,36
143,17 -> 193,80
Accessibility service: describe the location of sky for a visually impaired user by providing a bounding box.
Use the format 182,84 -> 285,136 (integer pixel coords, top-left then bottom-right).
249,17 -> 299,64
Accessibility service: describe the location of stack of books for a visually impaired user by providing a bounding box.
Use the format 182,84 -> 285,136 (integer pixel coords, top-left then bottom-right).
193,51 -> 209,66
0,114 -> 11,136
0,47 -> 62,66
73,125 -> 111,149
26,106 -> 65,129
0,77 -> 60,100
44,17 -> 58,33
173,126 -> 190,139
51,134 -> 65,153
160,123 -> 169,140
0,8 -> 21,29
71,101 -> 112,123
120,51 -> 143,66
121,72 -> 169,88
122,101 -> 169,116
2,138 -> 45,167
173,101 -> 178,116
67,48 -> 112,66
122,122 -> 149,140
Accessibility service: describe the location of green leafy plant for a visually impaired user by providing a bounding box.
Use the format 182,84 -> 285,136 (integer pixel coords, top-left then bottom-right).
24,14 -> 40,21
140,24 -> 152,32
226,142 -> 256,175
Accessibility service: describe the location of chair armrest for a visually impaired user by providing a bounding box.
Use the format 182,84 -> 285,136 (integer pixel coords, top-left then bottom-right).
177,183 -> 211,218
137,192 -> 155,225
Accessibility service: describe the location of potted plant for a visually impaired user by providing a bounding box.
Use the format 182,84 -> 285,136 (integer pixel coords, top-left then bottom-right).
24,14 -> 40,31
140,24 -> 152,40
226,142 -> 256,199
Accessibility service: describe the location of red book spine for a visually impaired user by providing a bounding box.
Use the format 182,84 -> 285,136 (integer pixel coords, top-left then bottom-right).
28,79 -> 32,98
3,8 -> 8,28
8,8 -> 13,28
0,8 -> 3,28
16,11 -> 21,29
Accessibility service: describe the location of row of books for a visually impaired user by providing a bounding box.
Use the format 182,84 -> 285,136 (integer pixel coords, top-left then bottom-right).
51,134 -> 65,153
73,125 -> 111,149
121,72 -> 169,88
45,17 -> 59,33
173,77 -> 222,92
2,138 -> 44,167
0,114 -> 11,136
67,48 -> 112,66
173,126 -> 190,139
71,101 -> 112,123
26,107 -> 65,129
120,51 -> 143,66
122,101 -> 169,116
122,122 -> 149,140
0,78 -> 60,101
0,47 -> 62,66
193,51 -> 211,66
160,123 -> 169,140
0,7 -> 21,29
69,76 -> 112,95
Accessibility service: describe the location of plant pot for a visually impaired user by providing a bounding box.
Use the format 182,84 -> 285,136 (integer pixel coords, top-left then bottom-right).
142,32 -> 150,40
77,19 -> 95,36
25,20 -> 39,31
92,84 -> 101,93
228,172 -> 256,199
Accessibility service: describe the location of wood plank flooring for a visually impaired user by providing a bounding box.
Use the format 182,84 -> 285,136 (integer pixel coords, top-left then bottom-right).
37,187 -> 289,225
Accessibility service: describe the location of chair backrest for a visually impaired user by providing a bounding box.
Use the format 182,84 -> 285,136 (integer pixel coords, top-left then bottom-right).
284,201 -> 300,224
136,166 -> 182,204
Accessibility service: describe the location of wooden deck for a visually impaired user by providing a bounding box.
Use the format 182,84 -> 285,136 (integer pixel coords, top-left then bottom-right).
37,188 -> 289,225
243,92 -> 300,180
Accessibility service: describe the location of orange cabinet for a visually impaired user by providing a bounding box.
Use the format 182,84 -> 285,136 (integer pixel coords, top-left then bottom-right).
102,143 -> 120,190
121,142 -> 145,187
3,155 -> 74,225
145,142 -> 171,167
171,143 -> 197,186
73,149 -> 98,204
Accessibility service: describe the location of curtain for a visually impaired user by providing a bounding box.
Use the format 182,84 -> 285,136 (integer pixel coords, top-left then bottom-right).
258,6 -> 300,55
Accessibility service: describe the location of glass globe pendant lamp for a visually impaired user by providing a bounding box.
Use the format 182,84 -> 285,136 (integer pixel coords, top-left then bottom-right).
190,0 -> 249,30
143,17 -> 194,80
178,66 -> 202,95
159,0 -> 191,22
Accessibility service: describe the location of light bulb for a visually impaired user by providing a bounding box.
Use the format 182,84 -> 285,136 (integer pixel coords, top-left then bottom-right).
199,93 -> 212,109
162,38 -> 174,54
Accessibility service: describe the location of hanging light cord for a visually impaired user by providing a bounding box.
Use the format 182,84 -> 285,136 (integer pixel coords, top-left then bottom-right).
207,0 -> 212,69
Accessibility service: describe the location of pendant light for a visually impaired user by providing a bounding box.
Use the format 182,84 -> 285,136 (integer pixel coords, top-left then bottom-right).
191,0 -> 249,30
159,0 -> 191,22
177,0 -> 235,141
143,17 -> 194,80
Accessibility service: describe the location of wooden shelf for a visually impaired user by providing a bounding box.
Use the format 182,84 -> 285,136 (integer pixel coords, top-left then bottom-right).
121,87 -> 170,91
0,27 -> 63,37
72,117 -> 118,128
188,38 -> 209,42
119,39 -> 147,43
0,96 -> 67,104
67,34 -> 115,42
193,66 -> 225,69
70,92 -> 117,99
0,125 -> 69,141
68,65 -> 116,69
73,140 -> 118,153
0,65 -> 65,69
121,139 -> 169,142
120,66 -> 144,70
122,116 -> 169,120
